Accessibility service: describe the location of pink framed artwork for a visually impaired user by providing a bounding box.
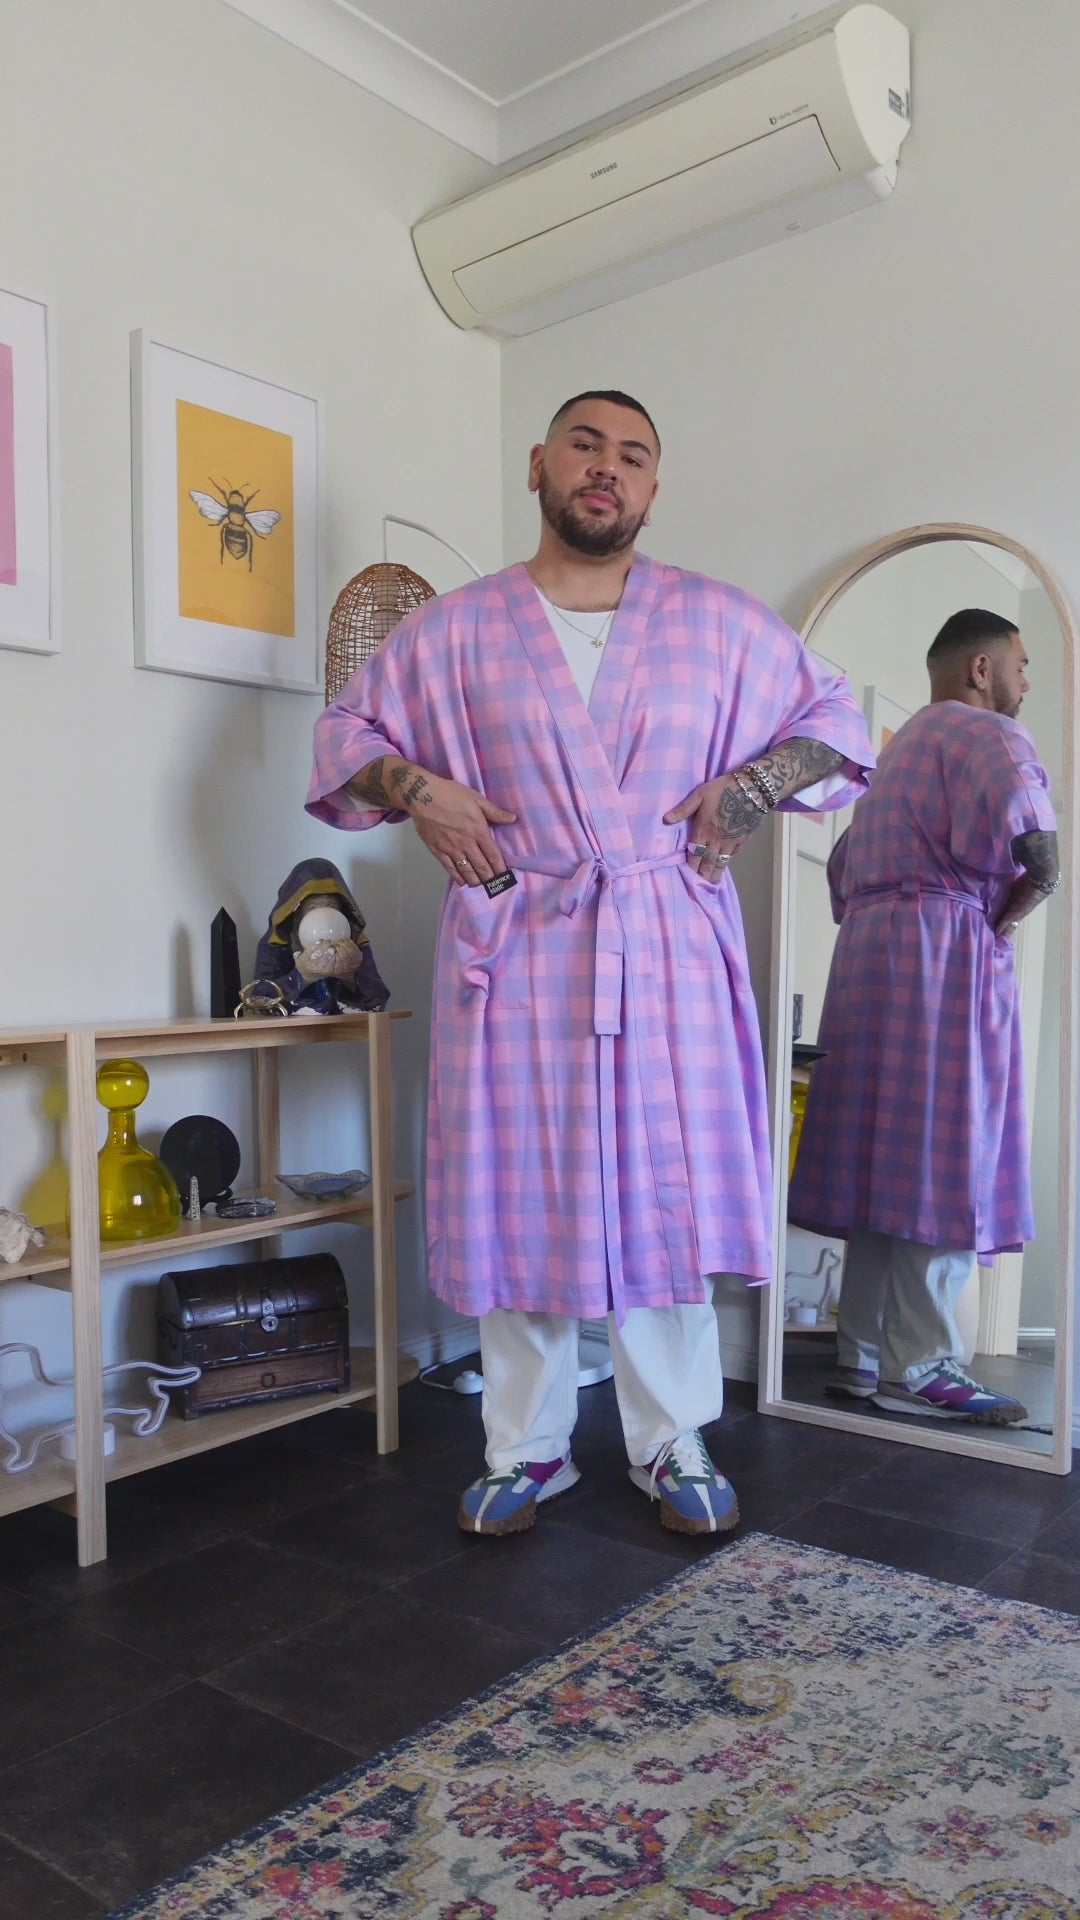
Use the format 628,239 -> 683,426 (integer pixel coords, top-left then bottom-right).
0,285 -> 58,655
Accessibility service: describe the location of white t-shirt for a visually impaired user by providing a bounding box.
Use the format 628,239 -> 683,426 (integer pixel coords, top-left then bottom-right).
535,590 -> 614,705
535,585 -> 848,808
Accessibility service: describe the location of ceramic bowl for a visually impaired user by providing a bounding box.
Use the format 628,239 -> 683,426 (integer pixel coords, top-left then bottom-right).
277,1170 -> 370,1199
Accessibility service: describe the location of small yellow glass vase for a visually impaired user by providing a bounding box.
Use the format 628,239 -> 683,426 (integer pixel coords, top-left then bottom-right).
96,1059 -> 182,1243
789,1078 -> 809,1182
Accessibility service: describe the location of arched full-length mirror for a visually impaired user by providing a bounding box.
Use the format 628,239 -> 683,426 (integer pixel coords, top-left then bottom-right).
761,526 -> 1076,1474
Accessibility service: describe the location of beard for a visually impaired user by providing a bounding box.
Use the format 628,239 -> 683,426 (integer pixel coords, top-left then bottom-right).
537,470 -> 647,557
991,668 -> 1022,717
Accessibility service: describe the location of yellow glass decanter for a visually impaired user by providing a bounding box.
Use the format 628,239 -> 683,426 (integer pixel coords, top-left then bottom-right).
96,1059 -> 181,1242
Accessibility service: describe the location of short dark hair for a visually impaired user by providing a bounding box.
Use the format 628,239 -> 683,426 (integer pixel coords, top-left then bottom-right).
926,607 -> 1018,669
547,389 -> 660,453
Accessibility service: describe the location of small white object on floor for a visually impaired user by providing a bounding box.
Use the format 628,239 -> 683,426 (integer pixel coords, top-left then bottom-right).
452,1369 -> 484,1394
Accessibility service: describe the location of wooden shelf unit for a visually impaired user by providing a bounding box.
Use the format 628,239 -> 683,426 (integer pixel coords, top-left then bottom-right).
0,1011 -> 415,1566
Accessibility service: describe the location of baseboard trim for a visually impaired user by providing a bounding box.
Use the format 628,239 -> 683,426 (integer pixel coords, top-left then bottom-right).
403,1321 -> 480,1372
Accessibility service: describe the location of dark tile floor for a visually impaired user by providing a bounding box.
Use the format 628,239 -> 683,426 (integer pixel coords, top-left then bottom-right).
0,1373 -> 1077,1918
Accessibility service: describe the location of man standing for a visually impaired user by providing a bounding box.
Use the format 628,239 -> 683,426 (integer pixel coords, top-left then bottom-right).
790,609 -> 1059,1422
309,391 -> 872,1535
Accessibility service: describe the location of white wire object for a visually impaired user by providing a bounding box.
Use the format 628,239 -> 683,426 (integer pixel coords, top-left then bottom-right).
382,515 -> 483,580
783,1246 -> 843,1326
0,1345 -> 202,1473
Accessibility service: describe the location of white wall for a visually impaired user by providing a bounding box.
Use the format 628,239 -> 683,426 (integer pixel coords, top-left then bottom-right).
500,0 -> 1080,1389
0,0 -> 499,1424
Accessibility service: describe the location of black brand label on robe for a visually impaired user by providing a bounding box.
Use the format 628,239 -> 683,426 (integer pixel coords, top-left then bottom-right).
483,870 -> 518,899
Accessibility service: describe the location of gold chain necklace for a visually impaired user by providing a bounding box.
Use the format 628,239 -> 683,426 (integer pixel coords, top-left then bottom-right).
550,604 -> 618,650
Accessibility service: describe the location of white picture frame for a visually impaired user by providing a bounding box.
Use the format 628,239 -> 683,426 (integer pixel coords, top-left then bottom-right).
864,684 -> 911,757
131,332 -> 320,692
0,284 -> 59,656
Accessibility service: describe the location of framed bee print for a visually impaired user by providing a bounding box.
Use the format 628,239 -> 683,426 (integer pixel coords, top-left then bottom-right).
131,333 -> 320,691
0,284 -> 59,656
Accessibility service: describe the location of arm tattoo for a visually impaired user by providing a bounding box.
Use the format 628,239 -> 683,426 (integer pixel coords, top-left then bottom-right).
755,738 -> 846,797
1012,828 -> 1060,893
350,757 -> 395,808
349,756 -> 432,811
714,738 -> 847,838
402,773 -> 432,808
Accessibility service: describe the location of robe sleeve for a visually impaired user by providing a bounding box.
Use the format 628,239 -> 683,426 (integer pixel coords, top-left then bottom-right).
763,622 -> 876,816
306,620 -> 429,831
949,719 -> 1057,877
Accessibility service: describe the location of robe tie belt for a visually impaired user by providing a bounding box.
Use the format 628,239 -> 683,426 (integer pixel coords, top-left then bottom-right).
514,850 -> 686,1035
512,846 -> 698,1322
846,881 -> 985,915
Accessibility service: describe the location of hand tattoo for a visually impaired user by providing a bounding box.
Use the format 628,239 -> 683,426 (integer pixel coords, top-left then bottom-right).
714,782 -> 768,839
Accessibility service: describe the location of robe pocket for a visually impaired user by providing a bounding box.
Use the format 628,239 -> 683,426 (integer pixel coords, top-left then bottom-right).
448,880 -> 531,1008
672,865 -> 725,970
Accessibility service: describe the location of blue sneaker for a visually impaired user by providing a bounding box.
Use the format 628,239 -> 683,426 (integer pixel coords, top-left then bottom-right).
458,1454 -> 580,1536
629,1430 -> 739,1536
873,1363 -> 1028,1424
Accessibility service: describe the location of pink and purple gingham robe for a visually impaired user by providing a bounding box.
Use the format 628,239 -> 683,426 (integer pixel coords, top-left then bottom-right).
308,556 -> 872,1319
789,700 -> 1057,1255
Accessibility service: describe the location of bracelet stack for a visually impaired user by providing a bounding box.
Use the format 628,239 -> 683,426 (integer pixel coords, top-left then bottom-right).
746,760 -> 781,808
731,771 -> 768,815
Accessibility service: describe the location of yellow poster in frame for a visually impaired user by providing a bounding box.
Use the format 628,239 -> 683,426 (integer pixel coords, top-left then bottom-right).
177,401 -> 295,637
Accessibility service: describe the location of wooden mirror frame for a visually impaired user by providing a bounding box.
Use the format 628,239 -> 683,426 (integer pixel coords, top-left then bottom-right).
758,523 -> 1077,1474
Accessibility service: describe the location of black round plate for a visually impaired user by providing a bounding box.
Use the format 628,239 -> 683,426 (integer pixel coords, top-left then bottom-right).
159,1114 -> 242,1204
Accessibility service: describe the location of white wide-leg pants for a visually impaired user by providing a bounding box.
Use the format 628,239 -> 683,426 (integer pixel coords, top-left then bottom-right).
479,1299 -> 724,1471
836,1229 -> 977,1384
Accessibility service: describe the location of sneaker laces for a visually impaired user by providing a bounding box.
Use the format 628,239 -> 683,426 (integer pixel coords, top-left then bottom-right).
649,1428 -> 715,1498
936,1360 -> 985,1392
478,1462 -> 527,1489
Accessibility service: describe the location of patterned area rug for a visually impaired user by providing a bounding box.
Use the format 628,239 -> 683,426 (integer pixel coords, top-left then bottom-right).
110,1535 -> 1080,1919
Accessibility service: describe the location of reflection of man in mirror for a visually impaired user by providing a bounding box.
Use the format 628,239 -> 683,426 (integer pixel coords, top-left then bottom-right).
790,609 -> 1059,1423
310,390 -> 874,1537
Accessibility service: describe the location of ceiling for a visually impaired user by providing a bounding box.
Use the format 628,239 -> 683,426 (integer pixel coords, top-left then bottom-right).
222,0 -> 833,162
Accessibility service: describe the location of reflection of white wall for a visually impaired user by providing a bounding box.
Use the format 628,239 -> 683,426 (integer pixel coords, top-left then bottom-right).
1016,587 -> 1064,1330
813,542 -> 1023,712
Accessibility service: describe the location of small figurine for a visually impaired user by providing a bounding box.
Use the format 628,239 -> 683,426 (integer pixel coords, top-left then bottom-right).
0,1209 -> 47,1265
238,858 -> 389,1018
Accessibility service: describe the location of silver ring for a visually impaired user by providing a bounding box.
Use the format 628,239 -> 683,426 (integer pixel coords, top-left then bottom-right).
689,842 -> 709,857
457,856 -> 471,868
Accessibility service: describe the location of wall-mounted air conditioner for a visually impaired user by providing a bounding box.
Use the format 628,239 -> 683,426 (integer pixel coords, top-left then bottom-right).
412,4 -> 911,336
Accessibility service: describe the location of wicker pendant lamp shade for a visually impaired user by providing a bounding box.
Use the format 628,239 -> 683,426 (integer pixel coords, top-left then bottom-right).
324,518 -> 483,705
324,561 -> 435,704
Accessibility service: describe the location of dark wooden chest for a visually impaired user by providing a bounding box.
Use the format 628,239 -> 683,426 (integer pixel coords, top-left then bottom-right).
157,1254 -> 350,1419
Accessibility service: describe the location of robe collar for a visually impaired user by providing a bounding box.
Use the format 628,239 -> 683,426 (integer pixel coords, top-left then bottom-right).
496,554 -> 665,863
